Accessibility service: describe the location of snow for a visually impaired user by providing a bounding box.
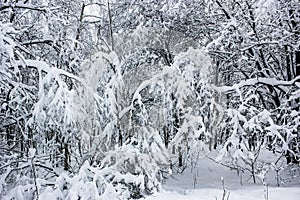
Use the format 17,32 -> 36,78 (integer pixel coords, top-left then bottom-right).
28,148 -> 36,159
212,76 -> 300,93
146,187 -> 300,200
255,0 -> 278,20
146,150 -> 300,200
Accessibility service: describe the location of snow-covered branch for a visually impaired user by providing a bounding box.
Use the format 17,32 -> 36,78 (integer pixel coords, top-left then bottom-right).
212,76 -> 300,93
0,3 -> 51,12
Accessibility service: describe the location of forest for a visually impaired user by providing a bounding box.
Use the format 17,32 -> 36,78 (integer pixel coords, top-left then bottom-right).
0,0 -> 299,199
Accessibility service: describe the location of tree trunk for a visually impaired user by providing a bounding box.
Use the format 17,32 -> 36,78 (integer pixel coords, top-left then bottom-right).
178,147 -> 183,167
251,163 -> 256,184
107,0 -> 114,51
296,50 -> 300,79
64,143 -> 69,170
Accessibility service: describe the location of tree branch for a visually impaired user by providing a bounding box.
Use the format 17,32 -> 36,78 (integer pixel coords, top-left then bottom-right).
0,3 -> 47,12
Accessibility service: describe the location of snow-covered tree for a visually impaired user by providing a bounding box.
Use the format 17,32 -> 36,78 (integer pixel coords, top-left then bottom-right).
1,0 -> 299,198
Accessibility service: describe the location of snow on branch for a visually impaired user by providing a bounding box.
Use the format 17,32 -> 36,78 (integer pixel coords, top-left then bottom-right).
212,76 -> 300,93
119,67 -> 173,119
0,3 -> 48,12
12,59 -> 88,87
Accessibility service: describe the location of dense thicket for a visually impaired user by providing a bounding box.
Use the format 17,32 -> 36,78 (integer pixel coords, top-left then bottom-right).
0,0 -> 299,199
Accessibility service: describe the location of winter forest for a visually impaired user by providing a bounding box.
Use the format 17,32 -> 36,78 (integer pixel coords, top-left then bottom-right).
0,0 -> 299,199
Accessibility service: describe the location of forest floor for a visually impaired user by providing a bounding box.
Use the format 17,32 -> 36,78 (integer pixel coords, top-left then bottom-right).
146,151 -> 300,200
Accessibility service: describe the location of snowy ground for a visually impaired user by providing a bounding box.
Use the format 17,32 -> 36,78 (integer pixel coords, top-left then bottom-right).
146,151 -> 300,200
146,187 -> 300,200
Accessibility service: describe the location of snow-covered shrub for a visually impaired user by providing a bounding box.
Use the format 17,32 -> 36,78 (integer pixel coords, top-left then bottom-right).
215,88 -> 276,183
39,161 -> 130,200
215,79 -> 300,184
2,181 -> 37,200
165,48 -> 213,170
96,47 -> 214,174
277,88 -> 300,164
39,127 -> 169,199
98,126 -> 169,198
